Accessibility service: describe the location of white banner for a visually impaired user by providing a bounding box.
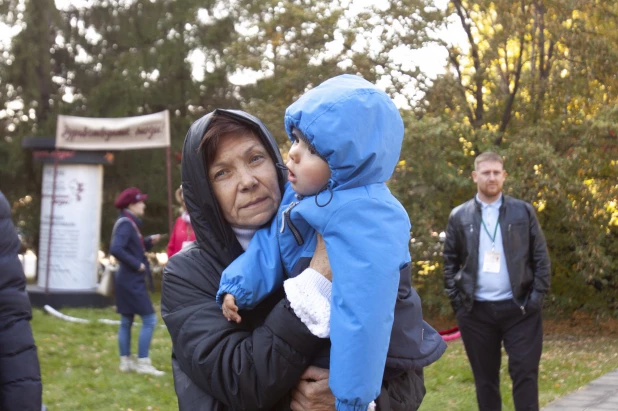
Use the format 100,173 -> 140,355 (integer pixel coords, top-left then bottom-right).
55,110 -> 170,150
38,163 -> 103,290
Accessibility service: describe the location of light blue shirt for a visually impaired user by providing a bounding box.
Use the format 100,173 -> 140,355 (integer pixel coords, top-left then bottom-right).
475,194 -> 513,301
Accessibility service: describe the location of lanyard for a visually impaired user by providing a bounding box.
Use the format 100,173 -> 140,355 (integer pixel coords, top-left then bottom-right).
481,217 -> 500,251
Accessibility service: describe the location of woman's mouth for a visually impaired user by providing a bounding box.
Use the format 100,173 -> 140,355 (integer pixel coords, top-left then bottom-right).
243,197 -> 267,209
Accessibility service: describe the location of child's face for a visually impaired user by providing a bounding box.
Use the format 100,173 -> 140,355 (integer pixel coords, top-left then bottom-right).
285,135 -> 331,196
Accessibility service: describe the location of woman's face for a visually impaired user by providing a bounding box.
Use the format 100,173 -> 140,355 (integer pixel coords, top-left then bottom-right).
127,201 -> 146,218
208,132 -> 281,229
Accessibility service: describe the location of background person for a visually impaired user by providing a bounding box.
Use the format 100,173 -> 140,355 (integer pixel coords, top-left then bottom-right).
0,191 -> 43,411
161,109 -> 426,410
110,187 -> 164,376
443,151 -> 551,411
167,186 -> 196,258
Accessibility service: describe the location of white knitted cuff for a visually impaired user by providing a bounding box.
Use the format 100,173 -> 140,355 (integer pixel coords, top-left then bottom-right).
283,268 -> 332,338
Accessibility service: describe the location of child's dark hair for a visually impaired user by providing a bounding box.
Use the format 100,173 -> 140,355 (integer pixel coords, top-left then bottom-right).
292,127 -> 327,162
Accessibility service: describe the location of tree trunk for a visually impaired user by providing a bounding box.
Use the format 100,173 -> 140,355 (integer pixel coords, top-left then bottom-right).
453,0 -> 484,128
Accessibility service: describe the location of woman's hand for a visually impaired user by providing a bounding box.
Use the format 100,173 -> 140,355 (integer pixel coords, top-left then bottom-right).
309,234 -> 332,281
290,366 -> 336,411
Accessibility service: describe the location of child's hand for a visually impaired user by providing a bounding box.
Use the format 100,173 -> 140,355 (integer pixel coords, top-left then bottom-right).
222,294 -> 242,323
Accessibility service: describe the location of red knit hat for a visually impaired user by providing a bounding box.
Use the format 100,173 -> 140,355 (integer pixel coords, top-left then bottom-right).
114,187 -> 148,209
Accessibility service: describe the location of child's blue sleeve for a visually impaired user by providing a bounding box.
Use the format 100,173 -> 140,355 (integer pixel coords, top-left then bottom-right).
216,215 -> 284,310
324,198 -> 410,411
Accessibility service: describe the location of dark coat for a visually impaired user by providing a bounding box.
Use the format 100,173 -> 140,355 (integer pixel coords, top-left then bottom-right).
0,191 -> 42,411
443,195 -> 551,313
161,109 -> 427,410
110,212 -> 154,316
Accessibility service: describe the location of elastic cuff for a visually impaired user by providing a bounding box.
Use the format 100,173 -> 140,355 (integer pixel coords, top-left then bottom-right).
298,268 -> 332,300
283,268 -> 332,338
335,399 -> 375,411
216,283 -> 248,309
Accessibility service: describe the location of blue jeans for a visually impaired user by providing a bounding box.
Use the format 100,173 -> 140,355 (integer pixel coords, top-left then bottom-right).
118,313 -> 157,358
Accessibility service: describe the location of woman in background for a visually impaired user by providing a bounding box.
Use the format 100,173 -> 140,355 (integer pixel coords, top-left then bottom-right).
167,186 -> 196,258
110,187 -> 164,376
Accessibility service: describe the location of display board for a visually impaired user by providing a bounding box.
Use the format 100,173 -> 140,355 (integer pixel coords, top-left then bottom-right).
37,163 -> 103,290
55,110 -> 170,150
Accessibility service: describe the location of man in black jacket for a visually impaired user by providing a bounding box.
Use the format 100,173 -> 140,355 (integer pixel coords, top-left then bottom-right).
0,191 -> 43,411
443,152 -> 551,411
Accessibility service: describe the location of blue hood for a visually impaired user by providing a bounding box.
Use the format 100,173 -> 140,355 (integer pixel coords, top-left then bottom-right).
284,74 -> 404,190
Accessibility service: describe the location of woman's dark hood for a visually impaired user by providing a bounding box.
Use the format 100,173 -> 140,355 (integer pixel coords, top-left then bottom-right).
181,109 -> 286,267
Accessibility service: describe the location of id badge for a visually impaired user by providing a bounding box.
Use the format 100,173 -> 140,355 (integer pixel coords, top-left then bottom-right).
483,251 -> 501,273
182,240 -> 194,249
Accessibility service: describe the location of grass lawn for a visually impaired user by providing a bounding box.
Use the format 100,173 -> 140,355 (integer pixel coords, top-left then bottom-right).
418,334 -> 618,410
31,296 -> 618,411
31,295 -> 177,411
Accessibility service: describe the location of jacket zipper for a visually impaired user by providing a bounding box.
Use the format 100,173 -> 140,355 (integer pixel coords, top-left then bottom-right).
506,218 -> 526,314
471,213 -> 479,303
280,201 -> 304,246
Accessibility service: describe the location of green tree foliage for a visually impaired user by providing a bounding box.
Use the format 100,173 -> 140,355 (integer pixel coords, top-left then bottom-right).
0,0 -> 64,247
233,0 -> 379,145
0,0 -> 367,246
379,0 -> 618,315
57,0 -> 240,240
1,0 -> 241,246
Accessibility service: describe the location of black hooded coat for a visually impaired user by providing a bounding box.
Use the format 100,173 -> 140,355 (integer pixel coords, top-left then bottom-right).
0,191 -> 42,411
161,109 -> 426,410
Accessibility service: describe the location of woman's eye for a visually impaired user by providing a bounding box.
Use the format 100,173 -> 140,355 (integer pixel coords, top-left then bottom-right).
309,147 -> 317,155
250,154 -> 265,163
213,170 -> 226,180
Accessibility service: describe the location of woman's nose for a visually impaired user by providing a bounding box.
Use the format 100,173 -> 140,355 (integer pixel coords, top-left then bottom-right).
238,169 -> 258,190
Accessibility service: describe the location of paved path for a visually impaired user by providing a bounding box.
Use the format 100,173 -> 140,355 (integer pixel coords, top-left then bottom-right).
542,369 -> 618,410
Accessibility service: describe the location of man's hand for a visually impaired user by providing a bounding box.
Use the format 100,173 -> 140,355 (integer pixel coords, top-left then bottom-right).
309,234 -> 332,281
151,234 -> 161,244
290,366 -> 335,411
222,294 -> 242,323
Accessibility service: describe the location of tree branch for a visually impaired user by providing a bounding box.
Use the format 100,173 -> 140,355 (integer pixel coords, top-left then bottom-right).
453,0 -> 484,128
448,49 -> 475,124
500,38 -> 510,94
497,0 -> 527,139
497,28 -> 525,138
533,1 -> 546,123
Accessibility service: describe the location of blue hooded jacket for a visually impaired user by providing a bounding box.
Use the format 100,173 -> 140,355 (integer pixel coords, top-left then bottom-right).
218,75 -> 445,411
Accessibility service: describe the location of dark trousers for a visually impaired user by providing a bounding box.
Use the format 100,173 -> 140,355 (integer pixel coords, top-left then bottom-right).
456,300 -> 543,411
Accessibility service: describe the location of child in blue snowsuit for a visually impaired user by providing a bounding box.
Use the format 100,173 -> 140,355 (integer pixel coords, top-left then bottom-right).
217,74 -> 446,411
